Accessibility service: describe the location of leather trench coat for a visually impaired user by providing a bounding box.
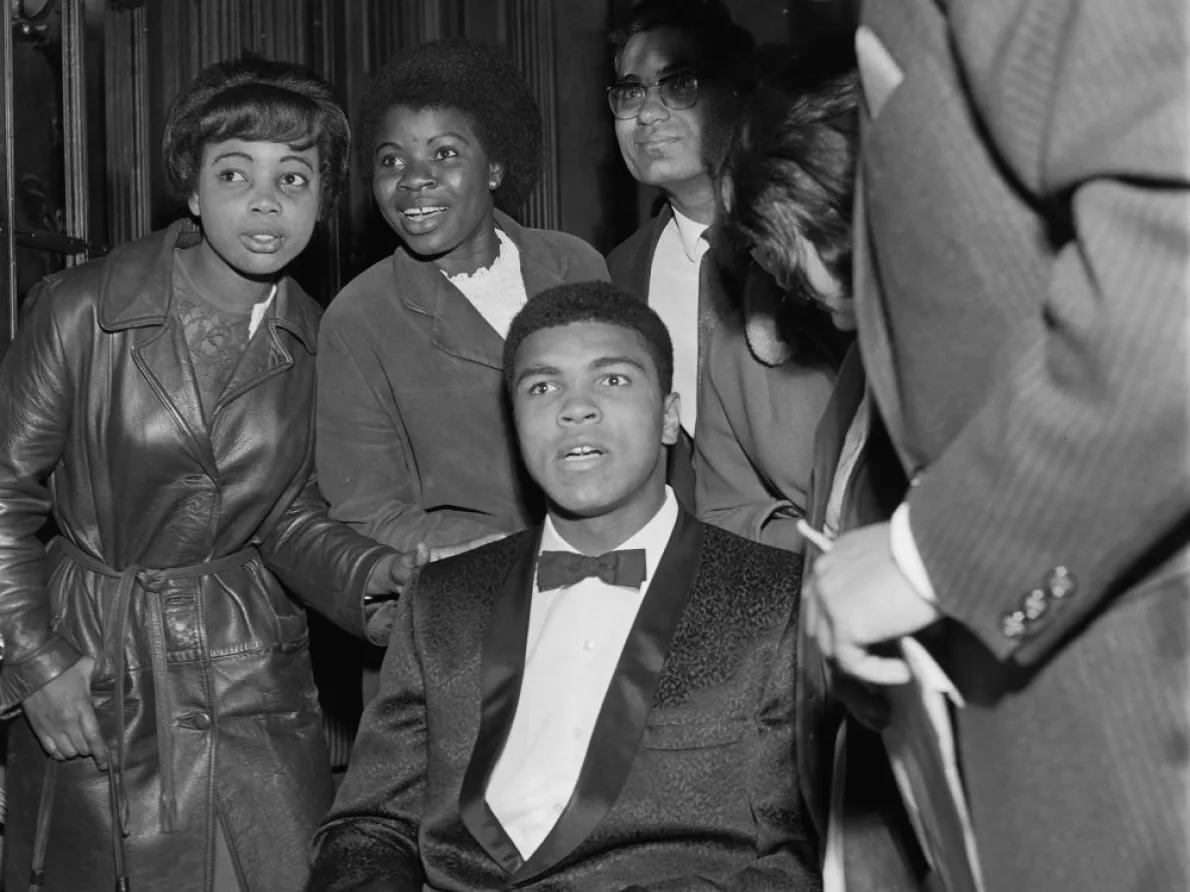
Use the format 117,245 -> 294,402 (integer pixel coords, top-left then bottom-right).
0,221 -> 393,892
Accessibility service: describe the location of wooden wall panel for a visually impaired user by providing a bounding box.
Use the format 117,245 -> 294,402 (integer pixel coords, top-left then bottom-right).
507,0 -> 560,231
105,3 -> 151,245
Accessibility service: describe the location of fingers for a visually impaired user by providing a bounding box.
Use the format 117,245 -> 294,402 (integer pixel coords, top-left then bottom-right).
834,642 -> 911,686
40,734 -> 66,761
79,704 -> 110,771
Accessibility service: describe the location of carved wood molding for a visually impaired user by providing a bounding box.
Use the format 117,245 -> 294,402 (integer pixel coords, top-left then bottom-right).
506,0 -> 560,230
1,0 -> 16,344
105,1 -> 151,243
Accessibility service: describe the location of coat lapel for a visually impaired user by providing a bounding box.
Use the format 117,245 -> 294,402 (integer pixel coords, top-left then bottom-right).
854,151 -> 919,478
510,509 -> 704,885
458,531 -> 542,875
213,279 -> 317,414
100,222 -> 219,479
633,206 -> 671,305
130,320 -> 219,479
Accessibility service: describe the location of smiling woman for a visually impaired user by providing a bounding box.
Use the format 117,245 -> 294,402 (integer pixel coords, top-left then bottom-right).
314,40 -> 610,686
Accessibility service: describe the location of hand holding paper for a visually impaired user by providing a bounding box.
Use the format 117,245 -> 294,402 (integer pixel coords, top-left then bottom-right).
801,521 -> 941,686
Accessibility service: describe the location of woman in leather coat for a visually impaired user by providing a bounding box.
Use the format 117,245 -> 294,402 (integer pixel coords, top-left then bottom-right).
0,57 -> 423,892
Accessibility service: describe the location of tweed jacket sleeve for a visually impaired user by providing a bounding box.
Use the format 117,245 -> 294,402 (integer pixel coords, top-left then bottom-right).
307,585 -> 427,891
903,0 -> 1190,664
0,282 -> 84,709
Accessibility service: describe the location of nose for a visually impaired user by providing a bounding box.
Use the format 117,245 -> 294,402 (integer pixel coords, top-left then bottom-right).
250,180 -> 281,214
559,390 -> 601,426
399,159 -> 436,191
636,87 -> 671,125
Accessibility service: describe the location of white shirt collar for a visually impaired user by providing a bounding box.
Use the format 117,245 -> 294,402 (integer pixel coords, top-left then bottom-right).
669,207 -> 710,264
538,486 -> 679,586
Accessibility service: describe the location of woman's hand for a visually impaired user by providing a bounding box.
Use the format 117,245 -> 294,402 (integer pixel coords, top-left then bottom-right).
22,655 -> 109,770
365,543 -> 432,599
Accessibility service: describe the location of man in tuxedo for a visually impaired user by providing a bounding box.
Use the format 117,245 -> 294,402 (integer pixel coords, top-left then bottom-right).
809,2 -> 1190,891
604,0 -> 754,507
307,281 -> 821,892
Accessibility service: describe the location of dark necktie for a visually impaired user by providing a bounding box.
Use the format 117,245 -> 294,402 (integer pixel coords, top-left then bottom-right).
696,229 -> 722,394
536,549 -> 648,591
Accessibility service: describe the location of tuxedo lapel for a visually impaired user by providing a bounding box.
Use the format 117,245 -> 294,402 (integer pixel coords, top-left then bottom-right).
511,509 -> 704,885
458,531 -> 541,875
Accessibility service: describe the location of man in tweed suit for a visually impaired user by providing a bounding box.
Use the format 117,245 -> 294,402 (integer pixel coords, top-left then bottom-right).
807,1 -> 1190,890
307,282 -> 820,892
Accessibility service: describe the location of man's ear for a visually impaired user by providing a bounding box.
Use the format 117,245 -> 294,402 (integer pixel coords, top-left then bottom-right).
187,192 -> 201,218
487,162 -> 504,192
660,392 -> 681,446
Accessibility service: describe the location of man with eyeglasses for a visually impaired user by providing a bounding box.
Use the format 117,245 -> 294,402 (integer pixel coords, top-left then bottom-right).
606,0 -> 754,510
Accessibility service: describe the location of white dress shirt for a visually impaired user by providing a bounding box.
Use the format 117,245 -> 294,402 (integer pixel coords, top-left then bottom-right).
648,208 -> 708,434
485,488 -> 680,859
445,228 -> 527,339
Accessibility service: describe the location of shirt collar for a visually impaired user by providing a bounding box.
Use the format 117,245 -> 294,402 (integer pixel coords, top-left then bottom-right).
539,487 -> 679,585
669,207 -> 710,264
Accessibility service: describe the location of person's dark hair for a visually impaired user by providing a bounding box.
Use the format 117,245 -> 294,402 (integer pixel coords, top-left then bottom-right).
504,281 -> 674,396
612,0 -> 755,81
356,39 -> 542,214
718,42 -> 859,308
162,55 -> 350,214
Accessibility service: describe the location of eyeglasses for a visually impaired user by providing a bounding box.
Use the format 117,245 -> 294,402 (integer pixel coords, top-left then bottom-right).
607,71 -> 700,119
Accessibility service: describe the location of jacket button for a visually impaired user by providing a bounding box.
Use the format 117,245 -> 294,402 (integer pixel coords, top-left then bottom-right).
1046,567 -> 1076,600
188,712 -> 212,731
1001,609 -> 1027,639
1022,588 -> 1048,622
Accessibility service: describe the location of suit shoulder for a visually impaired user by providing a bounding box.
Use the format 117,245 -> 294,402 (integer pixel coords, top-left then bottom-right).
701,523 -> 804,590
409,529 -> 538,607
606,218 -> 657,270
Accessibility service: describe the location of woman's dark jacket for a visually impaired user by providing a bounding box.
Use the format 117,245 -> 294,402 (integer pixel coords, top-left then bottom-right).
0,220 -> 393,892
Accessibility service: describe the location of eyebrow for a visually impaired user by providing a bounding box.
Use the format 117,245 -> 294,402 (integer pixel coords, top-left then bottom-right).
374,131 -> 470,156
514,363 -> 561,388
280,154 -> 314,170
616,63 -> 694,85
591,355 -> 649,375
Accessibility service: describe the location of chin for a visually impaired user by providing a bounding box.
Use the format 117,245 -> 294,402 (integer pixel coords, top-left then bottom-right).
543,479 -> 623,520
232,253 -> 292,279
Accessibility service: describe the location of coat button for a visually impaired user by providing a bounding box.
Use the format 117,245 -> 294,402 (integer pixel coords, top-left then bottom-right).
1046,567 -> 1076,600
1022,588 -> 1048,622
188,712 -> 212,731
1001,609 -> 1027,639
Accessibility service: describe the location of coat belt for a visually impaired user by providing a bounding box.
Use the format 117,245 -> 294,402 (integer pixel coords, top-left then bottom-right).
39,538 -> 259,891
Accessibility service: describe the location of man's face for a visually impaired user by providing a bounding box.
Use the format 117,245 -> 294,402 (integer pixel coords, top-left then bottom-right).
613,27 -> 711,192
512,321 -> 680,523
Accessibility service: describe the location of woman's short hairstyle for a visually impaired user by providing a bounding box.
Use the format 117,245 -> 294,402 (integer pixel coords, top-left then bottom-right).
504,281 -> 674,396
162,56 -> 351,214
356,39 -> 543,214
718,43 -> 859,306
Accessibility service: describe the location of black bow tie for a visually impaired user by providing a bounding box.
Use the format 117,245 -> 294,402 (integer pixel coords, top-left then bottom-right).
536,549 -> 648,591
